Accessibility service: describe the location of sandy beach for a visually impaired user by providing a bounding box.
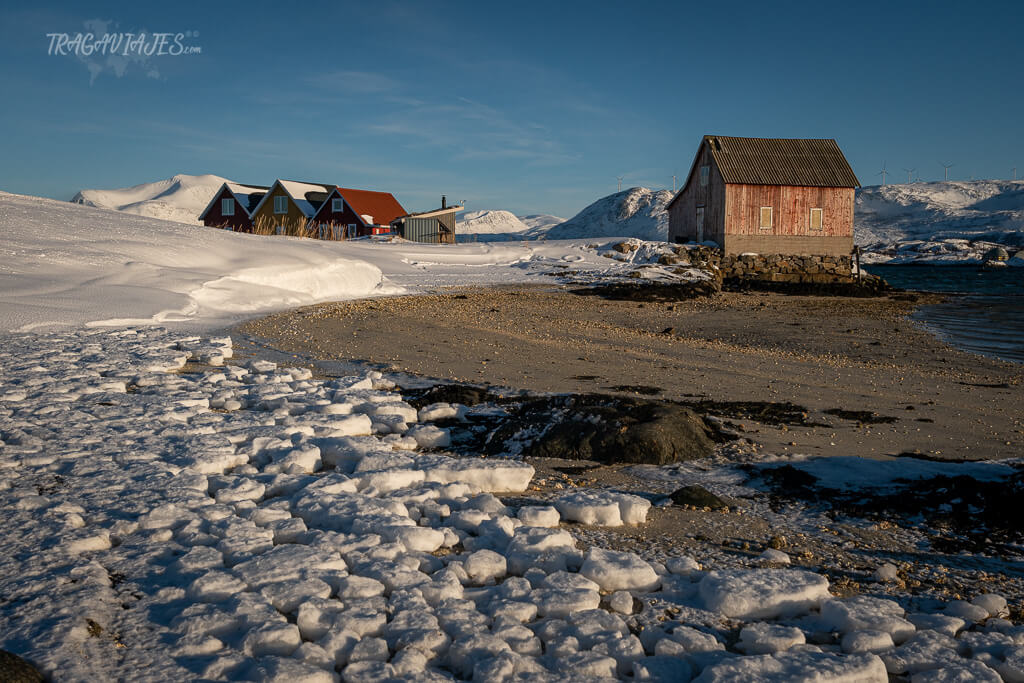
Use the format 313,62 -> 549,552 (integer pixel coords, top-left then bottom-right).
237,284 -> 1023,462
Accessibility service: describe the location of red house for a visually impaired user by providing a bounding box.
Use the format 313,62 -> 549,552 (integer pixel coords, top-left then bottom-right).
198,182 -> 269,232
309,187 -> 407,239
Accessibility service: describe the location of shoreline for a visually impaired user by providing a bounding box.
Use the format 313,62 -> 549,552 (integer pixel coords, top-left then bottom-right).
235,284 -> 1022,463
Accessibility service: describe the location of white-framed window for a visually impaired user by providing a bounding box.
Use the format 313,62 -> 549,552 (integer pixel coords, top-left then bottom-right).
347,224 -> 357,238
700,165 -> 710,187
332,197 -> 343,212
221,197 -> 235,216
759,206 -> 773,231
274,195 -> 288,214
809,207 -> 823,231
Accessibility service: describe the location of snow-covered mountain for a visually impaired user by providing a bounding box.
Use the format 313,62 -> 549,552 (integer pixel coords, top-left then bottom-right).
540,187 -> 673,242
72,173 -> 234,225
459,210 -> 531,235
855,180 -> 1024,263
519,213 -> 565,231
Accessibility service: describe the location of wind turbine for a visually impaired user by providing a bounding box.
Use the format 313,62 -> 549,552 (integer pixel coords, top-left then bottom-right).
617,176 -> 623,192
672,174 -> 677,192
903,168 -> 916,183
1013,167 -> 1018,181
940,162 -> 954,181
878,162 -> 889,186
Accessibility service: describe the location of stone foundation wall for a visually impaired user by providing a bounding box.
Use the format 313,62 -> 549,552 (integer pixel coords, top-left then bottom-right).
681,247 -> 858,284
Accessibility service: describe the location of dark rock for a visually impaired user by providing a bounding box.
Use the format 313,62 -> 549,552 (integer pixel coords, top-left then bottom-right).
403,383 -> 501,408
823,408 -> 898,425
984,246 -> 1010,261
670,485 -> 729,509
0,651 -> 44,683
489,394 -> 716,465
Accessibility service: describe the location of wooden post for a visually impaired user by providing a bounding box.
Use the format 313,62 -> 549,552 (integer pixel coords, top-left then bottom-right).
854,246 -> 862,283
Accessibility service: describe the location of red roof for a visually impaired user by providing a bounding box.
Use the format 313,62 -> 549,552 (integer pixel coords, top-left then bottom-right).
333,187 -> 406,226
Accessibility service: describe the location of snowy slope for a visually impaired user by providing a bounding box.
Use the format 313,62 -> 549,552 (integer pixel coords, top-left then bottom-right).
855,180 -> 1024,263
537,187 -> 673,242
72,173 -> 234,225
0,191 -> 388,332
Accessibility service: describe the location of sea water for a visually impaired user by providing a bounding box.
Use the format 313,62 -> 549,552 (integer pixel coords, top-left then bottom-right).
867,264 -> 1024,364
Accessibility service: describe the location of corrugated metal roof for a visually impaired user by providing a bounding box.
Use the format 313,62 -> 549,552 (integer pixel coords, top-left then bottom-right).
705,136 -> 860,188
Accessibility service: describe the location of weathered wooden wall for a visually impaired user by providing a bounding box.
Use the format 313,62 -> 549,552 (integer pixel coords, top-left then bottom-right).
724,185 -> 854,237
668,141 -> 726,245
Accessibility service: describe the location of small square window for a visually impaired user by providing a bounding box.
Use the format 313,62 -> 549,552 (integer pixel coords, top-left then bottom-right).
759,206 -> 773,231
332,197 -> 343,212
221,197 -> 234,216
809,208 -> 823,230
274,196 -> 288,214
700,165 -> 710,187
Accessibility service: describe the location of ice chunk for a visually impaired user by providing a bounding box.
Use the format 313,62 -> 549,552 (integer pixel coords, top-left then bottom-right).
666,555 -> 701,576
423,458 -> 534,492
820,596 -> 916,643
608,590 -> 635,615
760,548 -> 791,565
874,562 -> 899,582
911,660 -> 1002,682
972,593 -> 1008,618
260,578 -> 332,614
841,630 -> 895,654
554,489 -> 651,526
579,547 -> 660,593
448,634 -> 512,678
464,549 -> 507,584
406,424 -> 450,449
738,623 -> 806,654
879,630 -> 962,675
188,570 -> 247,603
699,569 -> 830,619
695,651 -> 888,682
297,599 -> 347,641
418,402 -> 460,422
944,600 -> 991,623
242,622 -> 302,657
532,588 -> 601,618
541,570 -> 600,592
517,505 -> 560,527
593,635 -> 645,676
907,614 -> 965,638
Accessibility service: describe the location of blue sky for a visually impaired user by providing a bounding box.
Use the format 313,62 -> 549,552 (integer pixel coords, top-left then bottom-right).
0,0 -> 1021,217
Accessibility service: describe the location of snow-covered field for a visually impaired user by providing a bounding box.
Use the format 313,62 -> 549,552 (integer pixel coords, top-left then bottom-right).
2,188 -> 1023,681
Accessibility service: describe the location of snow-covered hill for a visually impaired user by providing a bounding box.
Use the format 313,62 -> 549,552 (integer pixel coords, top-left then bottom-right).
459,210 -> 531,235
72,173 -> 234,225
540,187 -> 672,242
855,180 -> 1024,263
519,213 -> 565,231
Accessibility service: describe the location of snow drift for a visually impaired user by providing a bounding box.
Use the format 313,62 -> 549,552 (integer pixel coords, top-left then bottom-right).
0,191 -> 387,332
72,173 -> 236,225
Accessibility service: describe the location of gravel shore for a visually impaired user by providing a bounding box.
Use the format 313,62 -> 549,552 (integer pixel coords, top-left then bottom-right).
237,284 -> 1022,462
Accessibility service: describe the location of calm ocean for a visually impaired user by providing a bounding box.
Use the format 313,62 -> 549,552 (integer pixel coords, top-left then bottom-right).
867,264 -> 1024,364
